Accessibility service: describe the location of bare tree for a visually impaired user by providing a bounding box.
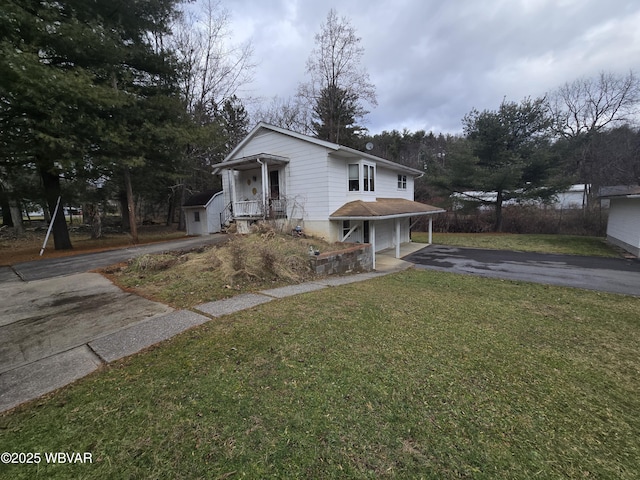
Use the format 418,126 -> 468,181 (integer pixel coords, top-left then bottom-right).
174,0 -> 254,121
548,71 -> 640,204
251,95 -> 313,134
548,71 -> 640,138
297,9 -> 376,145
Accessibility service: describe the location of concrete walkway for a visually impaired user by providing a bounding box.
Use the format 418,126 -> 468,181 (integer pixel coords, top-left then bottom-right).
0,242 -> 424,413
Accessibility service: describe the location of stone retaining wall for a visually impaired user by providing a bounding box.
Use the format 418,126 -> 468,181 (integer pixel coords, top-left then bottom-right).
309,244 -> 373,275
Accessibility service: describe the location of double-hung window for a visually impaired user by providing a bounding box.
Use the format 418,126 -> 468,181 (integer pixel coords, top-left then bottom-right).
348,163 -> 375,192
363,165 -> 375,192
397,174 -> 407,190
348,164 -> 360,191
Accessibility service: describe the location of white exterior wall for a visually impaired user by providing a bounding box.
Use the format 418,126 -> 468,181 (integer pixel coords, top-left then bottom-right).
207,192 -> 224,233
375,165 -> 415,200
607,198 -> 640,256
185,207 -> 206,236
232,131 -> 331,230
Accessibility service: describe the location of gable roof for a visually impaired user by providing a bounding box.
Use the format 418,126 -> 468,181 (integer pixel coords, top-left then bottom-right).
223,122 -> 424,177
183,190 -> 220,208
330,198 -> 445,220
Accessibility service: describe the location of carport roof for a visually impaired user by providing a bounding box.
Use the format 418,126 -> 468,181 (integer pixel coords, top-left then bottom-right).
330,198 -> 445,221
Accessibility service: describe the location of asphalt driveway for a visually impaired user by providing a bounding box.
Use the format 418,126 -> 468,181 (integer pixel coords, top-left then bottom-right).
4,234 -> 228,281
404,245 -> 640,296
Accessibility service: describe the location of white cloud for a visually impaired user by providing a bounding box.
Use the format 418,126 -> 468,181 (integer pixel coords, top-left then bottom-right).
214,0 -> 640,134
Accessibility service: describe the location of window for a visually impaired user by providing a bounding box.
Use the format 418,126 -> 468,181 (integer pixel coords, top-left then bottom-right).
342,220 -> 353,241
348,163 -> 375,192
194,211 -> 200,222
364,165 -> 375,192
398,175 -> 407,190
269,170 -> 280,199
348,164 -> 359,191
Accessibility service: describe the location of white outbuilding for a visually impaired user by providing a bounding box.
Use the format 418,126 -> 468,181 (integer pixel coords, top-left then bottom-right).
183,190 -> 225,236
599,185 -> 640,257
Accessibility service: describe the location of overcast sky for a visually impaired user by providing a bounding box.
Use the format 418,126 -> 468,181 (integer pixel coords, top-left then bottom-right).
221,0 -> 640,135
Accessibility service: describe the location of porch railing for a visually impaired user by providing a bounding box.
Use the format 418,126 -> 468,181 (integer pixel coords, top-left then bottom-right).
231,199 -> 287,219
234,200 -> 263,218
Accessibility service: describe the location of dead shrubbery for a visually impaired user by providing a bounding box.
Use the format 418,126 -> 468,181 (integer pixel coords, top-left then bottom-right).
118,226 -> 349,296
216,229 -> 317,283
128,253 -> 188,272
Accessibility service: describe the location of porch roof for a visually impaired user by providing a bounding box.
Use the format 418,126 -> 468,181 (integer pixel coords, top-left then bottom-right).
330,198 -> 446,221
212,153 -> 289,173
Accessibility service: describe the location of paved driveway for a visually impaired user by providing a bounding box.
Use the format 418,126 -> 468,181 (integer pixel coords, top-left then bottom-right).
0,234 -> 227,412
404,245 -> 640,297
5,234 -> 228,281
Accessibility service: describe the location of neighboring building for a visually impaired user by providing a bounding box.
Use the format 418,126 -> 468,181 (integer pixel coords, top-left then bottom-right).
183,190 -> 225,236
213,123 -> 444,267
452,184 -> 590,211
599,185 -> 640,257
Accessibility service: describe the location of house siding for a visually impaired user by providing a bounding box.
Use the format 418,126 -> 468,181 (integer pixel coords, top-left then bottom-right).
606,198 -> 640,256
220,124 -> 433,249
239,131 -> 331,225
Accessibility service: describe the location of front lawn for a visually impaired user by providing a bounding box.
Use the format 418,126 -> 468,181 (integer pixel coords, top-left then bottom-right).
1,270 -> 638,479
413,232 -> 621,257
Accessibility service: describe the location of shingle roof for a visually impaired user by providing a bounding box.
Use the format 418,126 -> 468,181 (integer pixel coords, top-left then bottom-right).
183,190 -> 219,207
330,198 -> 445,219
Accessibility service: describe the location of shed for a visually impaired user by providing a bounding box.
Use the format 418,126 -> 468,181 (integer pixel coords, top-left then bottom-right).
183,190 -> 225,235
599,185 -> 640,257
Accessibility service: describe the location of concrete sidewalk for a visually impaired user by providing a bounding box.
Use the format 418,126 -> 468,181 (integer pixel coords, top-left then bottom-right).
0,243 -> 425,413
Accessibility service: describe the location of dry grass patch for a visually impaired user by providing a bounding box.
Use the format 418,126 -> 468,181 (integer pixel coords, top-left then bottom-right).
107,227 -> 351,308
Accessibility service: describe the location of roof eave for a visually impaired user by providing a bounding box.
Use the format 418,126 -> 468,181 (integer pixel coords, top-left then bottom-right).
330,209 -> 446,221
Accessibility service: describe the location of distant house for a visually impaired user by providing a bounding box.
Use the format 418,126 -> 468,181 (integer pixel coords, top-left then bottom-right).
183,190 -> 225,236
452,184 -> 590,211
599,185 -> 640,257
213,123 -> 444,267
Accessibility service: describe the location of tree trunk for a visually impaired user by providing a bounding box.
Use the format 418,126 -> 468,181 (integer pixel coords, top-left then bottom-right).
1,189 -> 13,227
123,168 -> 138,243
84,203 -> 102,239
177,183 -> 186,231
8,199 -> 23,235
494,191 -> 504,232
40,166 -> 73,250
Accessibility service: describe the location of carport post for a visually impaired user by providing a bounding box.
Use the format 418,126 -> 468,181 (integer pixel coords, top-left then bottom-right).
371,221 -> 376,270
428,216 -> 433,244
395,218 -> 401,258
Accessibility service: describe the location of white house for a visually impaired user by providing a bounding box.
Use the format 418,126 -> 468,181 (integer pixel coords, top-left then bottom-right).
599,185 -> 640,257
183,190 -> 225,236
214,123 -> 444,266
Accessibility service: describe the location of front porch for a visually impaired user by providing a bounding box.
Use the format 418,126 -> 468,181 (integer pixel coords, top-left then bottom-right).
214,153 -> 290,223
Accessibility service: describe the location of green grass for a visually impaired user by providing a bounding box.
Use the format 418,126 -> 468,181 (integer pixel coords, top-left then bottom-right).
412,232 -> 621,257
1,270 -> 638,479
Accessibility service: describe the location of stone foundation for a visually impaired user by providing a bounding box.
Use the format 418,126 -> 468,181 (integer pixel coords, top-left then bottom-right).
309,244 -> 373,275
